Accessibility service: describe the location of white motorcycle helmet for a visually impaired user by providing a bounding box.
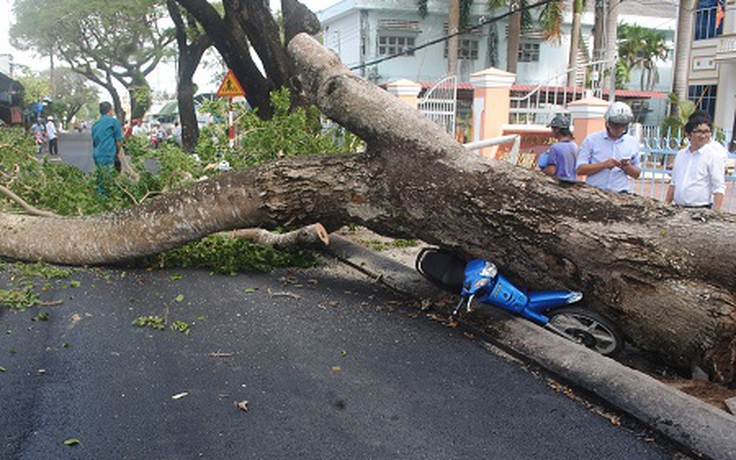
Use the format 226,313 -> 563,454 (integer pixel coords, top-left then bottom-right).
604,102 -> 634,125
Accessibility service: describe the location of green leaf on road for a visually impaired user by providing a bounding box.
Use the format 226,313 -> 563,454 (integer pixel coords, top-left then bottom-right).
31,312 -> 49,321
171,320 -> 191,335
174,294 -> 184,302
62,438 -> 80,446
170,274 -> 182,281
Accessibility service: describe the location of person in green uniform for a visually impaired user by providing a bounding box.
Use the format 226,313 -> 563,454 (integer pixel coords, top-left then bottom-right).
91,102 -> 123,194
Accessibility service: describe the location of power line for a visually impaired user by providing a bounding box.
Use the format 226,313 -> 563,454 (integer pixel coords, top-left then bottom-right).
348,0 -> 558,71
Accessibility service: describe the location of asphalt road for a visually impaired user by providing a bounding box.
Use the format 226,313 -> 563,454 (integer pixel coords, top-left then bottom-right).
1,259 -> 683,460
2,130 -> 686,459
52,130 -> 95,174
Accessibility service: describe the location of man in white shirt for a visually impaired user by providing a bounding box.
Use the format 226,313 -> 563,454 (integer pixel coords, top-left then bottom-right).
688,110 -> 729,162
45,116 -> 58,155
665,116 -> 726,211
576,102 -> 642,193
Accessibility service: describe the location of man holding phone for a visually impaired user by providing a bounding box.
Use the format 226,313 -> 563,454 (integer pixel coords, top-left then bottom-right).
576,102 -> 641,193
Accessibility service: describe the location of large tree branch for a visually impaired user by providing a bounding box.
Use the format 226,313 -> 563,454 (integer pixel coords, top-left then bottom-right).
0,154 -> 372,265
1,32 -> 735,387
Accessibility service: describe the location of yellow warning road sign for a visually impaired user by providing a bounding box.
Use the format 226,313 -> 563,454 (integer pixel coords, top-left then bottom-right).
216,69 -> 246,98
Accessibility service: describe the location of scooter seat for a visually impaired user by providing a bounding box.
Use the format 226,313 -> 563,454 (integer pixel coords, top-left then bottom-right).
415,248 -> 466,293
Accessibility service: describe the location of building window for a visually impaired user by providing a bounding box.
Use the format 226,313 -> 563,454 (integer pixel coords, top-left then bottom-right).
688,84 -> 718,120
518,42 -> 540,62
377,35 -> 416,56
443,39 -> 479,60
694,0 -> 724,40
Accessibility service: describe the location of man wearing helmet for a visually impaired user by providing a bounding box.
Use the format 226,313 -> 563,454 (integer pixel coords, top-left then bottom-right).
576,101 -> 641,192
541,115 -> 578,181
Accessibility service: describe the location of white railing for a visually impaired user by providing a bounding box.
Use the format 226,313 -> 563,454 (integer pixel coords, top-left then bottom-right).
464,134 -> 521,163
510,58 -> 613,126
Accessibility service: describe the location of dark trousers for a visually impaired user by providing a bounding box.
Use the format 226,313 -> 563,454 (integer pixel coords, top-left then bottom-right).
48,138 -> 58,155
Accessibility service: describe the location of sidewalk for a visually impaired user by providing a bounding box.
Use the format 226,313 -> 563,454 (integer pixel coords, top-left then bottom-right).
323,233 -> 736,460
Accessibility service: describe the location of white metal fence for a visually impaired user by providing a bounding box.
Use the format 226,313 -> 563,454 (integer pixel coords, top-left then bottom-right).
418,75 -> 458,137
509,59 -> 612,126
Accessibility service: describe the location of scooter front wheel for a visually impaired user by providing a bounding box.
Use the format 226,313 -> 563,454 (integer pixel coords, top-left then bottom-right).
547,307 -> 624,357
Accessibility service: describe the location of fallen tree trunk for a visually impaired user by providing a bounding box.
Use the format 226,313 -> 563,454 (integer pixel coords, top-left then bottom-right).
286,34 -> 736,385
217,223 -> 329,248
0,34 -> 735,386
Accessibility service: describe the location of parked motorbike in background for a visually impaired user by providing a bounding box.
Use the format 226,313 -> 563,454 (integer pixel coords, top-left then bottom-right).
415,248 -> 624,356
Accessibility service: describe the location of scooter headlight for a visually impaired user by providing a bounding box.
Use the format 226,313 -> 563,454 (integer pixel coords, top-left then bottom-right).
479,262 -> 498,279
472,277 -> 491,290
470,262 -> 498,290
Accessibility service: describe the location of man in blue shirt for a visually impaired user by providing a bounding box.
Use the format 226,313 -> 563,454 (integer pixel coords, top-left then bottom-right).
542,115 -> 578,181
91,102 -> 123,194
576,102 -> 641,192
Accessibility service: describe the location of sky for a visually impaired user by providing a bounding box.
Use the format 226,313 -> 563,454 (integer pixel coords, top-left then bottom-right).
0,0 -> 340,95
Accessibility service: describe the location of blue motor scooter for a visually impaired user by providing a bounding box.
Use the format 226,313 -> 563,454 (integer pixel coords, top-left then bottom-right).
416,248 -> 624,356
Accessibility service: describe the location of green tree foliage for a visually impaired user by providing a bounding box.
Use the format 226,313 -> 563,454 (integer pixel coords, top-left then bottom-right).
193,89 -> 363,170
0,89 -> 361,272
11,0 -> 174,119
660,93 -> 694,139
17,68 -> 97,125
15,71 -> 50,107
47,68 -> 99,125
616,22 -> 670,91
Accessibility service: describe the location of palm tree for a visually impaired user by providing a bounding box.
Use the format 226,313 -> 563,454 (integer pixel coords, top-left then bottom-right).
498,0 -> 566,74
616,23 -> 670,91
417,0 -> 554,75
417,0 -> 473,74
603,0 -> 622,97
448,0 -> 461,74
566,0 -> 585,87
671,0 -> 695,116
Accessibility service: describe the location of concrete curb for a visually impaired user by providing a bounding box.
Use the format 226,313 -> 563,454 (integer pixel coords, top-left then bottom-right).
324,235 -> 736,460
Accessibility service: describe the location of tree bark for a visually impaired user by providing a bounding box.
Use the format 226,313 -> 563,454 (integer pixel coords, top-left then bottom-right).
506,0 -> 521,74
2,33 -> 736,388
218,223 -> 329,248
167,0 -> 211,152
447,0 -> 460,75
603,0 -> 620,96
671,0 -> 695,116
566,0 -> 583,88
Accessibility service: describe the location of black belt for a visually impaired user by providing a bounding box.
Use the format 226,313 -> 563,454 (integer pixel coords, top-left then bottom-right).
680,204 -> 712,209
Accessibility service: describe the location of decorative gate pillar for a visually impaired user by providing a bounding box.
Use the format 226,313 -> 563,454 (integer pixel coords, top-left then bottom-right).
567,97 -> 609,146
385,79 -> 422,109
470,68 -> 516,157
